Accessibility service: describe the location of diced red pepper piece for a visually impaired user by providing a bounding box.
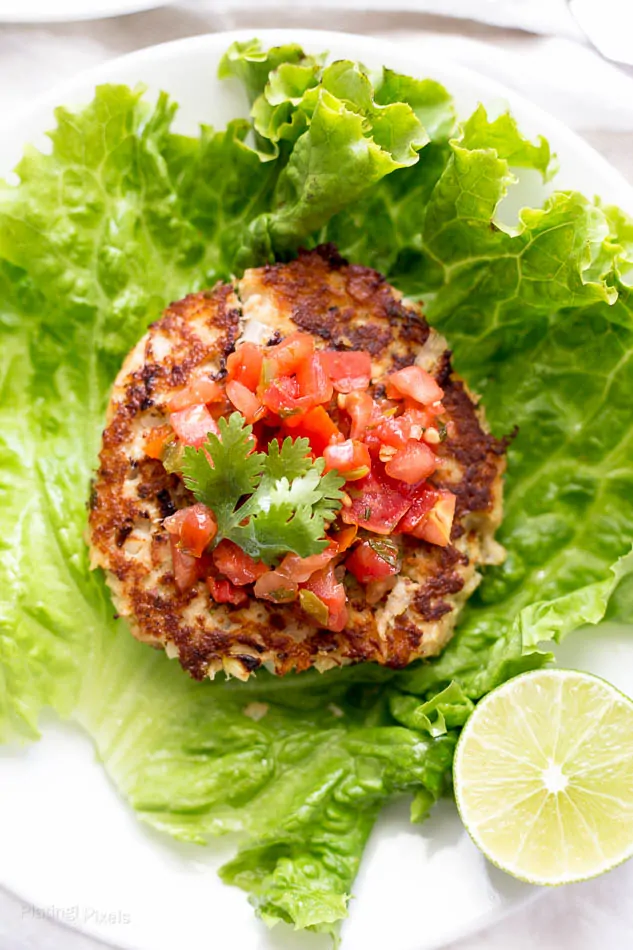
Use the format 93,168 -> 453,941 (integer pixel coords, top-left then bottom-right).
320,350 -> 372,393
330,525 -> 357,553
170,404 -> 219,448
283,406 -> 342,456
144,425 -> 173,460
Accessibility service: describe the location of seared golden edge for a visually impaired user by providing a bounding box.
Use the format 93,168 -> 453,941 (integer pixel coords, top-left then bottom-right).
88,245 -> 507,681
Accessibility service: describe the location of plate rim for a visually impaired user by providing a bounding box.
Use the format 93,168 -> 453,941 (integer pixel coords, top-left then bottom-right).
0,0 -> 170,24
0,25 -> 631,950
1,27 -> 632,211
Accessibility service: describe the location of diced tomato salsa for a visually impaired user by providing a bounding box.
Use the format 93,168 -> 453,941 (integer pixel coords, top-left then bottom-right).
154,330 -> 456,632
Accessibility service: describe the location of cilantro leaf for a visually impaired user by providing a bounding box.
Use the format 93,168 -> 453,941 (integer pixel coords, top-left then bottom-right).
262,435 -> 313,483
180,413 -> 344,564
181,413 -> 263,534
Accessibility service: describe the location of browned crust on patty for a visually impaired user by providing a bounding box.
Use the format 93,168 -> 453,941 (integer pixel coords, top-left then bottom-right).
88,247 -> 506,681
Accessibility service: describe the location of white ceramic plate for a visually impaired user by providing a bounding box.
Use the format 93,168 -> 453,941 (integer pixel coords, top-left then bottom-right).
1,28 -> 633,950
0,0 -> 169,23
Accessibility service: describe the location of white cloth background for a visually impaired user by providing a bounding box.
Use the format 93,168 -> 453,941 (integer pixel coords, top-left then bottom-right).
0,2 -> 632,949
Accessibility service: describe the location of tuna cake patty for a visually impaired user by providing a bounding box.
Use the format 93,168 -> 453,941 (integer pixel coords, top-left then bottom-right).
88,245 -> 507,681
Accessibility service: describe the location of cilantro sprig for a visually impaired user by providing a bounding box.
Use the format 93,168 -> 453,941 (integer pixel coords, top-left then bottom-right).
180,413 -> 344,565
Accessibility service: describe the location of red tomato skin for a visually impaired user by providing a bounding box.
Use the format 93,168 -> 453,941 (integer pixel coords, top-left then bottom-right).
169,537 -> 214,594
212,539 -> 268,586
385,440 -> 437,484
253,570 -> 298,602
226,342 -> 264,391
341,468 -> 413,535
226,380 -> 264,424
267,332 -> 315,376
296,354 -> 333,406
278,544 -> 337,584
163,504 -> 217,558
396,484 -> 441,534
207,576 -> 249,606
320,351 -> 372,393
301,564 -> 348,632
170,404 -> 219,448
167,378 -> 223,413
346,541 -> 399,585
343,391 -> 375,440
410,491 -> 456,546
386,365 -> 444,406
169,536 -> 199,593
261,377 -> 311,416
323,439 -> 371,477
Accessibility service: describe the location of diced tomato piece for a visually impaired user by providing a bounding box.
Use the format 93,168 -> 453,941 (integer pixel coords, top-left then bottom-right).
261,376 -> 308,416
226,380 -> 265,424
265,331 -> 314,378
402,401 -> 443,426
301,564 -> 348,632
144,425 -> 173,460
169,533 -> 216,593
167,378 -> 223,413
164,503 -> 217,557
371,414 -> 409,450
283,406 -> 342,456
323,439 -> 371,480
170,404 -> 219,448
296,354 -> 333,406
386,365 -> 444,406
342,390 -> 375,440
411,491 -> 456,547
254,570 -> 298,602
226,342 -> 264,391
278,544 -> 337,584
212,539 -> 268,586
169,536 -> 201,594
346,540 -> 400,585
320,351 -> 372,393
207,576 -> 249,607
396,484 -> 440,534
385,440 -> 437,484
342,468 -> 413,535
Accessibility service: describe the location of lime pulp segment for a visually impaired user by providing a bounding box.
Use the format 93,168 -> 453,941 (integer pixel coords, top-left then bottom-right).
453,669 -> 633,885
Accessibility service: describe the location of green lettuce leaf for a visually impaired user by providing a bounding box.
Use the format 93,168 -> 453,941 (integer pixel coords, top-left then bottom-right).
0,40 -> 632,940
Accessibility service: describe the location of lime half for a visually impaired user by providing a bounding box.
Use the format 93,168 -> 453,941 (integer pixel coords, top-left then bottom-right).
453,669 -> 633,885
